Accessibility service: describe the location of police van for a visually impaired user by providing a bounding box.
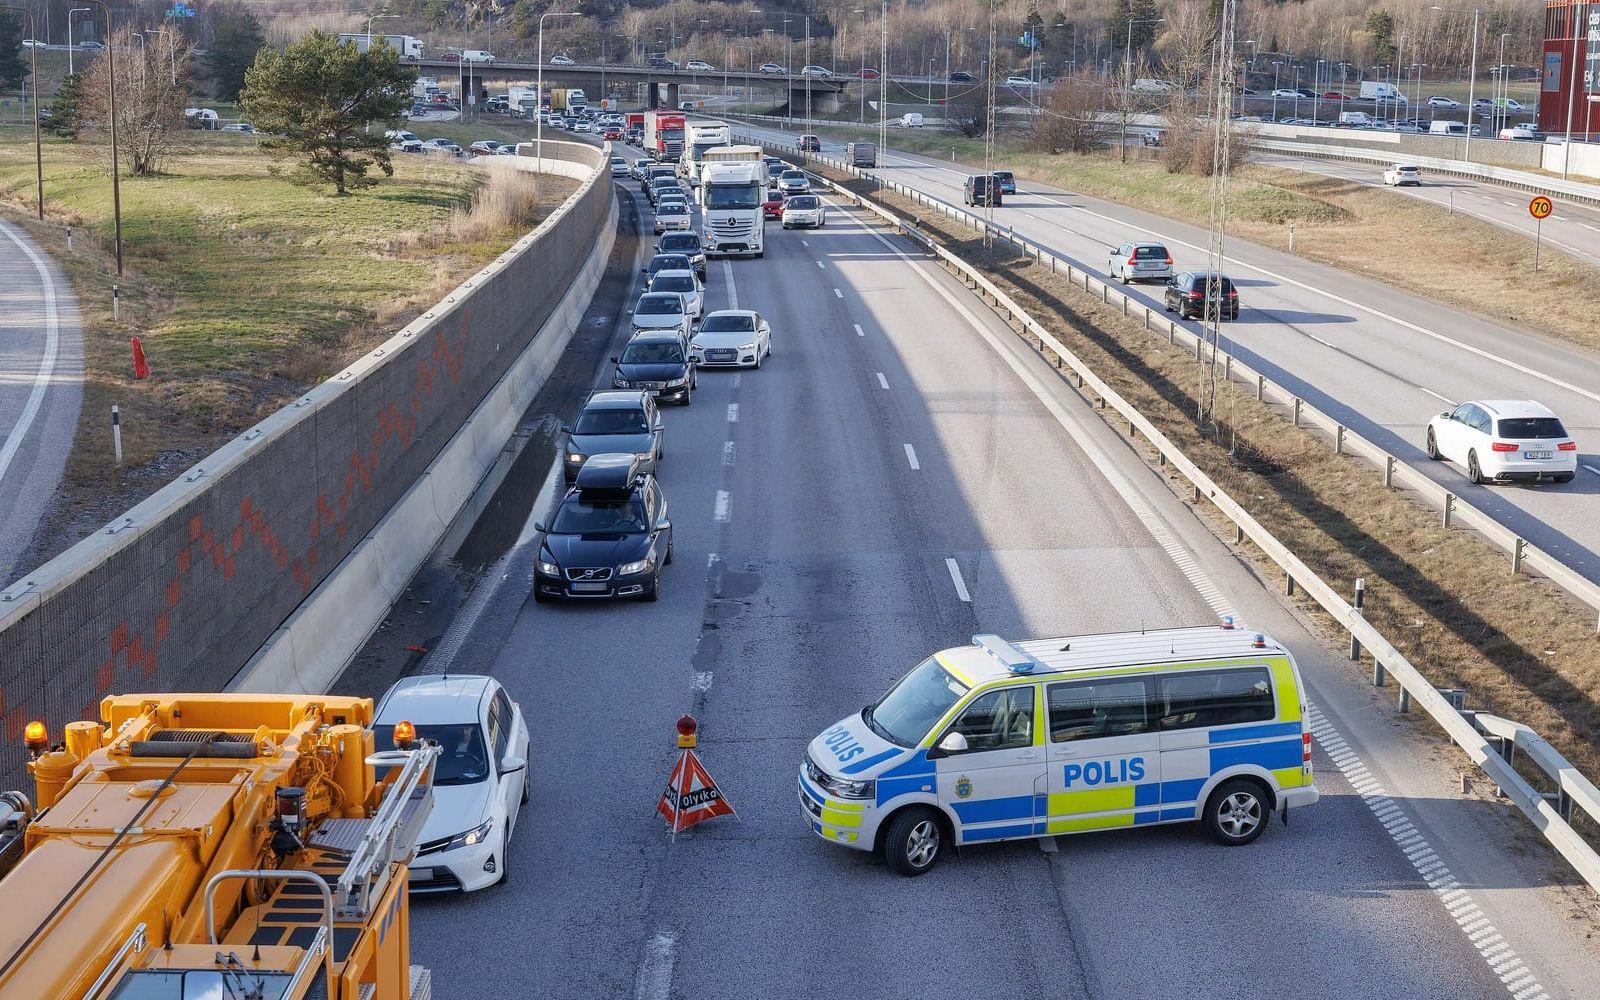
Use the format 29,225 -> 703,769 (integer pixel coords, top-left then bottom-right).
800,625 -> 1318,875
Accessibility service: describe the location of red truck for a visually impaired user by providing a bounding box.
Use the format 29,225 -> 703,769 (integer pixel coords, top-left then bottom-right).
644,111 -> 686,162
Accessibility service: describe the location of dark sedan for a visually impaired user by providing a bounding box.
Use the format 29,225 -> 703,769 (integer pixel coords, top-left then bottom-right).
534,455 -> 672,602
1163,272 -> 1240,321
612,332 -> 697,405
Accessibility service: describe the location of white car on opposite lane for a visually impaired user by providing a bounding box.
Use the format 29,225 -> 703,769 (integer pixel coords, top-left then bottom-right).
1425,399 -> 1577,484
374,674 -> 531,893
691,309 -> 773,369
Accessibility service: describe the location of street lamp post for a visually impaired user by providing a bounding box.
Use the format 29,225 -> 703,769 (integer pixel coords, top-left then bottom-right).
68,7 -> 91,75
782,17 -> 792,127
928,57 -> 935,104
367,13 -> 399,48
536,11 -> 578,168
147,26 -> 176,85
83,0 -> 120,274
131,30 -> 146,88
1431,5 -> 1481,159
1494,34 -> 1509,133
1313,59 -> 1324,124
1,5 -> 43,219
855,10 -> 867,123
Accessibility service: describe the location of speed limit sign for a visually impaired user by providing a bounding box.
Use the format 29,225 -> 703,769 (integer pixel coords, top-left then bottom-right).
1529,196 -> 1554,219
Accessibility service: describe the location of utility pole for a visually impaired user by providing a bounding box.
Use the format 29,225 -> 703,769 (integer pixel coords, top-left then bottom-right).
0,5 -> 43,219
1122,17 -> 1163,163
805,16 -> 812,121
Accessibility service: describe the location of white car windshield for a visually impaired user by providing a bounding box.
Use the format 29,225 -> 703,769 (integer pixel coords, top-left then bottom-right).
865,657 -> 969,747
636,295 -> 683,315
786,196 -> 820,210
373,723 -> 489,785
652,276 -> 695,293
700,314 -> 755,333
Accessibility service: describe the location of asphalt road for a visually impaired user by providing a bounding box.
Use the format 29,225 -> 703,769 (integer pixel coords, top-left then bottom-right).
1254,149 -> 1600,265
395,151 -> 1600,999
734,122 -> 1600,590
0,220 -> 81,587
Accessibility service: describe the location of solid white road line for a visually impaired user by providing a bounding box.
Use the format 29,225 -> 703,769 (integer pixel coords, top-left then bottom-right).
1420,387 -> 1455,405
0,221 -> 64,489
904,443 -> 920,470
834,288 -> 844,298
875,372 -> 889,389
726,403 -> 739,422
815,260 -> 825,269
713,490 -> 731,522
944,558 -> 971,602
1582,464 -> 1600,477
853,323 -> 865,337
722,259 -> 738,310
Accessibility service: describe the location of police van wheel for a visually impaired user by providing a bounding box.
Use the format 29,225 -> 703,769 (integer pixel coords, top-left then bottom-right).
1203,778 -> 1269,846
884,808 -> 942,876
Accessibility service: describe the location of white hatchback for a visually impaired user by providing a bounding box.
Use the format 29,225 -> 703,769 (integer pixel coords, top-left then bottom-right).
781,193 -> 827,229
1382,163 -> 1421,186
649,268 -> 704,320
374,674 -> 531,893
1426,399 -> 1577,484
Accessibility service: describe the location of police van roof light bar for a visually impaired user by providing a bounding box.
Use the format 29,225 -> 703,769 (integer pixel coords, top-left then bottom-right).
972,634 -> 1041,675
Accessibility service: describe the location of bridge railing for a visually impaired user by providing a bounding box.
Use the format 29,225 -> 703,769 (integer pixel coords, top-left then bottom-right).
742,130 -> 1600,896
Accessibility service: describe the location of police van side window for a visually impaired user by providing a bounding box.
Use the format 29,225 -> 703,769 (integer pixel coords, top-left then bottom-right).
1048,678 -> 1152,743
1157,668 -> 1275,731
944,687 -> 1034,753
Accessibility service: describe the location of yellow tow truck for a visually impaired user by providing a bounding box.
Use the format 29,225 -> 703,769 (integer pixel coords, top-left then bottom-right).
0,693 -> 440,999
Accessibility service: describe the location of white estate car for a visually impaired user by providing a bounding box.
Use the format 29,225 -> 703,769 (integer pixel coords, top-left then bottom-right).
780,193 -> 827,229
374,674 -> 531,893
1108,241 -> 1174,283
1382,163 -> 1421,186
691,309 -> 773,369
1425,399 -> 1577,484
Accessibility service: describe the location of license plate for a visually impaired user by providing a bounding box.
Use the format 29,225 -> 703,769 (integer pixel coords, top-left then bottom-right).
570,581 -> 608,592
648,389 -> 661,397
1525,451 -> 1552,460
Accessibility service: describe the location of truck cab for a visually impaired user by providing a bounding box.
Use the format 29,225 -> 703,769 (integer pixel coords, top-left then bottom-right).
699,157 -> 766,258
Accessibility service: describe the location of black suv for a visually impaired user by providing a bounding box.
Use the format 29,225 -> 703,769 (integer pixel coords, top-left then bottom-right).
798,134 -> 822,153
656,232 -> 708,279
534,455 -> 672,602
1164,272 -> 1240,321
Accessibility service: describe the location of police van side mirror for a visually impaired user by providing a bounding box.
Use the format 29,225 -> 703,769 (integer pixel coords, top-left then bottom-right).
929,730 -> 968,759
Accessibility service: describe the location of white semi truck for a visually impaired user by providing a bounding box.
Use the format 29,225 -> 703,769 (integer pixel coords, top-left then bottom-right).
681,120 -> 732,187
698,147 -> 766,258
336,32 -> 424,60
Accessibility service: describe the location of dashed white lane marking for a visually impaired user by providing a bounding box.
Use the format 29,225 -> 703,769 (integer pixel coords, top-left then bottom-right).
904,443 -> 920,469
1307,334 -> 1335,348
1582,223 -> 1600,232
834,288 -> 844,298
726,403 -> 739,422
944,558 -> 971,602
632,930 -> 678,1000
713,489 -> 731,522
1582,463 -> 1600,476
801,239 -> 810,246
815,260 -> 825,269
1420,386 -> 1455,405
853,323 -> 865,337
1310,710 -> 1547,1000
0,221 -> 64,489
722,259 -> 738,310
693,671 -> 714,692
706,552 -> 720,570
875,372 -> 889,389
731,373 -> 741,388
721,440 -> 735,467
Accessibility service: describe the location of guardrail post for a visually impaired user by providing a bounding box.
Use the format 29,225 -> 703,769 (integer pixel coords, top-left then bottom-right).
1194,337 -> 1202,361
1224,355 -> 1232,382
1442,493 -> 1455,527
1336,426 -> 1345,454
1234,524 -> 1245,544
1127,418 -> 1136,437
1122,296 -> 1129,316
1384,456 -> 1395,488
1398,687 -> 1412,714
1351,578 -> 1366,663
1512,538 -> 1526,574
1255,375 -> 1265,401
1284,573 -> 1296,597
1292,398 -> 1302,426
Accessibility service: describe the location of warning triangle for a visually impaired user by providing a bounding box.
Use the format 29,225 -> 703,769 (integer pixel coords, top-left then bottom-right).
656,749 -> 736,833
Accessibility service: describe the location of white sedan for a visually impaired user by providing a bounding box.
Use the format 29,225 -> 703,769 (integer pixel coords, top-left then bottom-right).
1427,95 -> 1463,109
691,309 -> 773,369
686,60 -> 715,72
1425,399 -> 1577,484
374,674 -> 531,893
549,54 -> 575,66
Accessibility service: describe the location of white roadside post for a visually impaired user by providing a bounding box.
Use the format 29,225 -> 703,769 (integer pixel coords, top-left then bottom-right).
111,405 -> 122,464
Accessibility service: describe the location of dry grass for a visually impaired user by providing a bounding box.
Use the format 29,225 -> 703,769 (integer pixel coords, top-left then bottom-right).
443,162 -> 543,244
812,159 -> 1600,808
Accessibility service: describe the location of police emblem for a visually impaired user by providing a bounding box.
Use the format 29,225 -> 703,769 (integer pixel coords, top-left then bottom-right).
955,776 -> 973,799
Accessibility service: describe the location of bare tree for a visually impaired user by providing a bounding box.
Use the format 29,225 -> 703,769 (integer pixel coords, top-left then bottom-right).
78,26 -> 194,176
1030,72 -> 1110,153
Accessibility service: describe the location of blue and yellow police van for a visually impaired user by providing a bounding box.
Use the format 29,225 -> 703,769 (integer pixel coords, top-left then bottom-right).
800,625 -> 1318,875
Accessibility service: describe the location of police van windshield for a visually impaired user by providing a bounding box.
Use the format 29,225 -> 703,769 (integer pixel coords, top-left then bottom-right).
865,656 -> 969,747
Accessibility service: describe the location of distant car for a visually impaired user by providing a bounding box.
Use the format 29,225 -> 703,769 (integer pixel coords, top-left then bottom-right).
1108,241 -> 1174,284
649,175 -> 683,206
20,39 -> 44,48
1497,98 -> 1526,112
610,155 -> 630,176
549,54 -> 575,66
678,101 -> 696,112
649,268 -> 704,320
798,134 -> 821,153
691,310 -> 773,369
1320,91 -> 1350,100
373,674 -> 530,893
1004,75 -> 1034,88
469,140 -> 503,156
948,70 -> 975,82
648,55 -> 679,70
423,138 -> 463,155
1382,163 -> 1421,186
656,196 -> 690,224
1498,125 -> 1543,141
991,170 -> 1016,195
78,40 -> 103,50
642,252 -> 694,284
631,290 -> 692,340
571,120 -> 594,134
222,123 -> 255,133
759,63 -> 788,75
801,65 -> 832,78
1239,87 -> 1258,96
777,169 -> 810,195
1270,88 -> 1300,99
655,231 -> 707,279
781,193 -> 826,229
685,60 -> 715,72
856,67 -> 880,79
763,187 -> 786,220
612,331 -> 697,405
604,125 -> 623,140
462,50 -> 495,63
535,453 -> 673,602
1427,95 -> 1463,109
764,156 -> 786,180
1164,271 -> 1239,321
391,138 -> 424,153
1294,87 -> 1316,99
1426,400 -> 1576,485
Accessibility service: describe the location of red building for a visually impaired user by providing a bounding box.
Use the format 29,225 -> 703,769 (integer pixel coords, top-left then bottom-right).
1540,0 -> 1600,136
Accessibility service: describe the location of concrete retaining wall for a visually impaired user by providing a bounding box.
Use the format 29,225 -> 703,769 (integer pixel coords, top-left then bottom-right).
0,140 -> 612,785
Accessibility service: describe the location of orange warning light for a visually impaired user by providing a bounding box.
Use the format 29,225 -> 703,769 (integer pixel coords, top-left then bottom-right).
24,721 -> 48,757
393,720 -> 417,748
676,715 -> 698,749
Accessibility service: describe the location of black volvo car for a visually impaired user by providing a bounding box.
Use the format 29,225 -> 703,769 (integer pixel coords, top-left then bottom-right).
533,455 -> 673,602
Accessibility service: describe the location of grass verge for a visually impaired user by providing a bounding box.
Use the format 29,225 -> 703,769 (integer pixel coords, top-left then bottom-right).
0,127 -> 575,570
809,156 -> 1600,822
784,120 -> 1600,359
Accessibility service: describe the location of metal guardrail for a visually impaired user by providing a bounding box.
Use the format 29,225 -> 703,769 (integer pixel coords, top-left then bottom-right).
742,131 -> 1600,896
740,132 -> 1600,632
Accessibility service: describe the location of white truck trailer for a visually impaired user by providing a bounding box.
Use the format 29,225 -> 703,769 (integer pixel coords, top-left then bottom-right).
336,33 -> 423,60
